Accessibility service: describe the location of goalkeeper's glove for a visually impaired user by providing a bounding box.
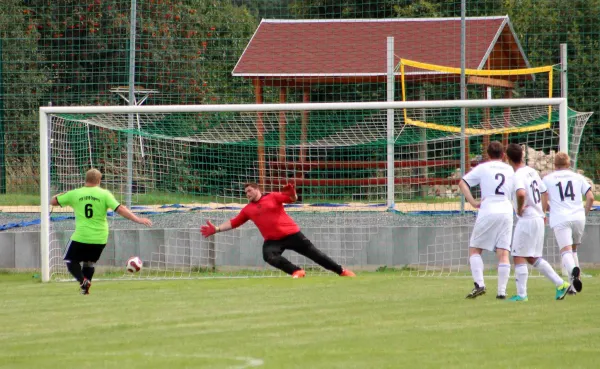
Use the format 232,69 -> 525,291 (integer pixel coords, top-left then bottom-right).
201,220 -> 218,237
281,183 -> 297,198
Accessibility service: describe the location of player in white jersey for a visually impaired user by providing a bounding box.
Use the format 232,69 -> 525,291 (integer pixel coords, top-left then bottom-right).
505,144 -> 570,301
458,141 -> 515,299
542,152 -> 594,294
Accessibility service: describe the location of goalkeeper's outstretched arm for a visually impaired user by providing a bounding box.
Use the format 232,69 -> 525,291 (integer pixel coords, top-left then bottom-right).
281,183 -> 297,202
201,220 -> 233,237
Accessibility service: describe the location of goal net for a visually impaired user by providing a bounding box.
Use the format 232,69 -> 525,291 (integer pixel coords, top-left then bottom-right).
40,98 -> 586,281
396,59 -> 593,276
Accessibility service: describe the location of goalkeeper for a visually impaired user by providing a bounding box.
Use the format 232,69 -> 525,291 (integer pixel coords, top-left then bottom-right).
201,183 -> 355,278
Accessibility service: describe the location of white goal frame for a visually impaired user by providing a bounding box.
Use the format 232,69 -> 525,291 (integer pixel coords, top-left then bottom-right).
39,97 -> 568,282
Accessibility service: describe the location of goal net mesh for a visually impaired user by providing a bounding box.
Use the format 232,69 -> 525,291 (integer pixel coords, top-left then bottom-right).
45,101 -> 590,280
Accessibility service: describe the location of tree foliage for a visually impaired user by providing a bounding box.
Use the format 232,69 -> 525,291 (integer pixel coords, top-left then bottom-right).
17,0 -> 257,106
0,0 -> 50,191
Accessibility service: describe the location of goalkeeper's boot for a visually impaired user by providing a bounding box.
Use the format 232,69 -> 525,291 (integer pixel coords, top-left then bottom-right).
340,269 -> 356,277
292,269 -> 306,279
80,278 -> 91,295
466,282 -> 486,299
571,266 -> 582,292
508,295 -> 528,302
555,281 -> 571,300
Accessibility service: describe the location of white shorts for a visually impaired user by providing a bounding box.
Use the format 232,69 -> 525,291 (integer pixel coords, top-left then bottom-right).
553,220 -> 585,248
470,213 -> 513,252
511,217 -> 544,257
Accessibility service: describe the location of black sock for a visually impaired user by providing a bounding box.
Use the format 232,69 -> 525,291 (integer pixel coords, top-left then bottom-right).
82,266 -> 95,281
66,261 -> 84,284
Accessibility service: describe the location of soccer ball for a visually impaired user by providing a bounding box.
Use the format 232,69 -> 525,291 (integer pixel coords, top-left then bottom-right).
126,256 -> 143,273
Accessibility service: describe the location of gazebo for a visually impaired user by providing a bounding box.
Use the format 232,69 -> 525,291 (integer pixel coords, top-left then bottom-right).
233,16 -> 533,188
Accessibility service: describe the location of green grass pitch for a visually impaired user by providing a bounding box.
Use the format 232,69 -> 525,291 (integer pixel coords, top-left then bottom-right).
1,273 -> 599,369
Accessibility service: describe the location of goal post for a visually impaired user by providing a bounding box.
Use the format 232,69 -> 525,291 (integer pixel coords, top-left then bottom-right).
40,98 -> 569,282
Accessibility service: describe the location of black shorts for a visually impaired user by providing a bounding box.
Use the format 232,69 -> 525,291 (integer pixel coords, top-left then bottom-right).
63,240 -> 106,263
262,231 -> 310,253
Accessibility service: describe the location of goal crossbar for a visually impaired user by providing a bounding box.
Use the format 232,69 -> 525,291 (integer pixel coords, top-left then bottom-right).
40,98 -> 566,114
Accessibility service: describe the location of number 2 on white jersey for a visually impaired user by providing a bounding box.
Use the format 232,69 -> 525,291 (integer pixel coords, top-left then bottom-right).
495,173 -> 505,195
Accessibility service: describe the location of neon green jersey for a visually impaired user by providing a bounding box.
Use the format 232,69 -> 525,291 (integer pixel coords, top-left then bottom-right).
57,186 -> 120,244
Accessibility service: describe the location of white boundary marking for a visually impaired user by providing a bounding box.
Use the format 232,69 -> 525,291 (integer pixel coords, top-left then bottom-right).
0,351 -> 264,369
143,352 -> 264,369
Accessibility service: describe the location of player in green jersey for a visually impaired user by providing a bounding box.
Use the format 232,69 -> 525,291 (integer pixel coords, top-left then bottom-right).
51,169 -> 152,294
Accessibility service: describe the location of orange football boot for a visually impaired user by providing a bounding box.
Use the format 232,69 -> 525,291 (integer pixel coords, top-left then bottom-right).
292,269 -> 306,278
340,269 -> 356,277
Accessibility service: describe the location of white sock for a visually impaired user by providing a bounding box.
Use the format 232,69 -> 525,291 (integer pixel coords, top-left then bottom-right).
561,250 -> 576,280
573,251 -> 580,267
561,263 -> 569,277
533,258 -> 564,287
515,264 -> 529,297
497,263 -> 511,296
469,254 -> 485,287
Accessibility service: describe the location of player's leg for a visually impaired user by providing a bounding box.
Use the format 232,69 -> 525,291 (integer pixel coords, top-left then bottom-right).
81,243 -> 105,282
494,214 -> 513,299
262,239 -> 303,276
82,262 -> 95,281
510,256 -> 529,302
467,248 -> 486,298
555,223 -> 581,292
531,257 -> 565,287
63,240 -> 84,284
496,248 -> 511,299
572,219 -> 586,276
511,220 -> 531,301
530,257 -> 570,300
524,218 -> 570,299
284,232 -> 347,276
77,243 -> 106,294
466,216 -> 495,298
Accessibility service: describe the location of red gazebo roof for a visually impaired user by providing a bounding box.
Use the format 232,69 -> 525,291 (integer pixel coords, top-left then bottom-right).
233,16 -> 531,84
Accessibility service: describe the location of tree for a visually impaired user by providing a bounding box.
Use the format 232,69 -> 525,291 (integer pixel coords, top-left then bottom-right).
0,0 -> 50,193
289,0 -> 442,18
22,0 -> 258,106
503,0 -> 600,179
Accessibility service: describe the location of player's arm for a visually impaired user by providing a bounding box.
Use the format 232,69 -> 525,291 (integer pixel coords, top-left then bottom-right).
104,190 -> 151,226
201,210 -> 248,237
201,220 -> 233,236
458,180 -> 480,208
516,188 -> 527,217
280,183 -> 297,202
584,188 -> 594,216
51,191 -> 68,206
115,205 -> 152,226
541,191 -> 549,224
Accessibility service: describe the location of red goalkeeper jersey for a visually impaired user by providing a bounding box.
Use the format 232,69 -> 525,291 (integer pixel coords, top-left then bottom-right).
230,192 -> 299,241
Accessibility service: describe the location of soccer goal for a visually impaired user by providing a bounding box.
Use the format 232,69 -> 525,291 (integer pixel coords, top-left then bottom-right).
40,98 -> 579,282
